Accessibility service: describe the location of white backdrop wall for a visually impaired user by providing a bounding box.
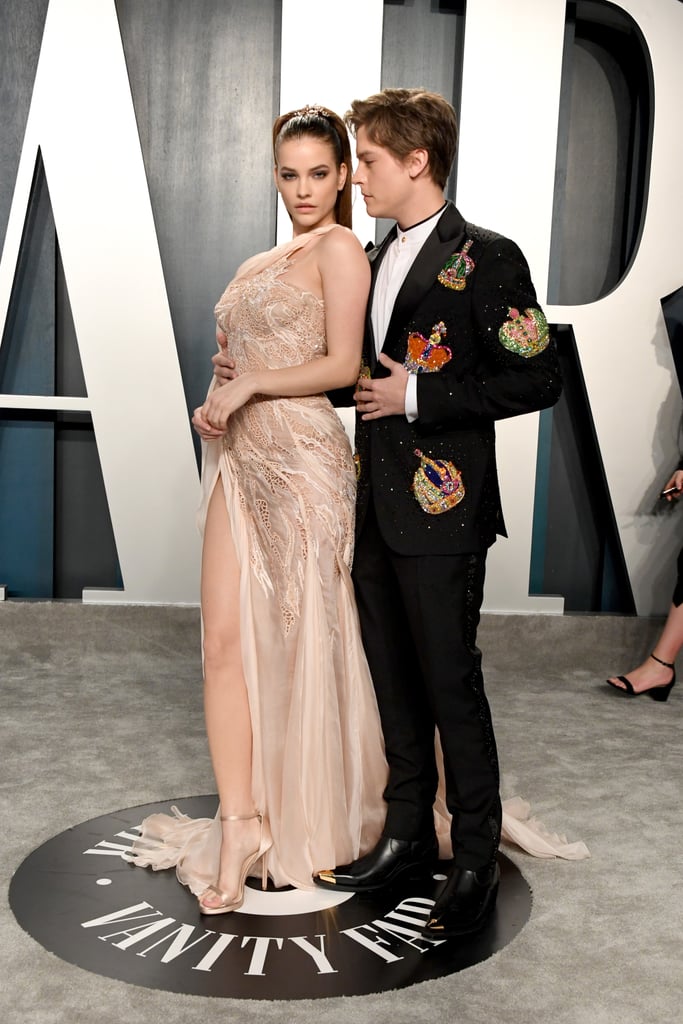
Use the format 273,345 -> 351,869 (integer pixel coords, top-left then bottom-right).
0,0 -> 682,612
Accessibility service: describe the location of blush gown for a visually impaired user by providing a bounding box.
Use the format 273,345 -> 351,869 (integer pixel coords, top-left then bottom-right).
131,227 -> 589,896
132,227 -> 388,891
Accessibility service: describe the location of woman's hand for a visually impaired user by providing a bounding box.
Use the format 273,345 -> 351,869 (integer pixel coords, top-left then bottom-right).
662,469 -> 683,500
199,372 -> 257,432
192,405 -> 224,441
192,327 -> 247,439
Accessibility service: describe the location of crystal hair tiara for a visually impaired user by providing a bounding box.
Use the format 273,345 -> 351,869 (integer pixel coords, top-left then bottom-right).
290,104 -> 332,119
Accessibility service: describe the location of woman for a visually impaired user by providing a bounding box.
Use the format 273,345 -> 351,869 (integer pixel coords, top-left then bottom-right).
131,106 -> 387,910
606,465 -> 682,701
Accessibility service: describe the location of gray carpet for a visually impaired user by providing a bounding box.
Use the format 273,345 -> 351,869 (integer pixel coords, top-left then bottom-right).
1,603 -> 681,1023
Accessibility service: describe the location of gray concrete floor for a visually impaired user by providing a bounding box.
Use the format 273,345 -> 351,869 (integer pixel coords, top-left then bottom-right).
1,603 -> 680,1023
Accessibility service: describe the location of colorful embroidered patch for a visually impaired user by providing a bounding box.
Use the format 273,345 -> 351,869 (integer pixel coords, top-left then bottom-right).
404,321 -> 452,374
437,239 -> 475,291
498,307 -> 549,358
412,449 -> 465,515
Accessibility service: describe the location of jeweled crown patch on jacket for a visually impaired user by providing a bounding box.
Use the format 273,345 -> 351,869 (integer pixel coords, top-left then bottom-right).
412,449 -> 465,514
404,321 -> 452,373
498,307 -> 549,358
437,239 -> 475,291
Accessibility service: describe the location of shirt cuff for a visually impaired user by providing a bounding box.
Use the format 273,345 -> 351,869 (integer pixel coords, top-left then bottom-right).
405,373 -> 418,422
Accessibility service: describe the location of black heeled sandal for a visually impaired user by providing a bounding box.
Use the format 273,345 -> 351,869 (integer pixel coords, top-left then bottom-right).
606,652 -> 676,702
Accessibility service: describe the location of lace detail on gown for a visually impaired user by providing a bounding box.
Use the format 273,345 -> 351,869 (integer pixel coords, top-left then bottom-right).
212,251 -> 356,635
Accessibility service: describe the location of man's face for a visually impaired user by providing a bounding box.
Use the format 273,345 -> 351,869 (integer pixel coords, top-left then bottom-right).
352,126 -> 413,222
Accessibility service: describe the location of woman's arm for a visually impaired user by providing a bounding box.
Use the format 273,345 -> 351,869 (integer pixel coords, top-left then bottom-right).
200,228 -> 370,431
193,326 -> 231,439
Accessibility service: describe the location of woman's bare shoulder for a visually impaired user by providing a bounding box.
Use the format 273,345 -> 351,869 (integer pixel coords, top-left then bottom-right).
319,224 -> 364,249
316,225 -> 368,267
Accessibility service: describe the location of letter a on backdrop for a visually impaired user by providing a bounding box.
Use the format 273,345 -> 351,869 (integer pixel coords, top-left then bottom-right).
0,0 -> 200,603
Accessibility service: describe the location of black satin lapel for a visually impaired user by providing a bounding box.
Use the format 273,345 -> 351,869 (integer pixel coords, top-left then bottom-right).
365,302 -> 377,371
366,227 -> 396,371
383,205 -> 467,351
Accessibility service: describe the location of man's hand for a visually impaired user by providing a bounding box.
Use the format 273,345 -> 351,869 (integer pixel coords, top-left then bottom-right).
354,353 -> 409,420
213,349 -> 238,386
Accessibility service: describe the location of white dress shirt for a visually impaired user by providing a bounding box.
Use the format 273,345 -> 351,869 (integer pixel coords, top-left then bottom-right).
370,204 -> 446,421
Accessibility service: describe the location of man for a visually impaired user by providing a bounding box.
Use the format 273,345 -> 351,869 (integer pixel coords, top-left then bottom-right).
312,89 -> 562,938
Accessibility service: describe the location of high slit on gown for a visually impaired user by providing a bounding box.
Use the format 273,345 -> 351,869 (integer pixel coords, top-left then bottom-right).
130,227 -> 588,896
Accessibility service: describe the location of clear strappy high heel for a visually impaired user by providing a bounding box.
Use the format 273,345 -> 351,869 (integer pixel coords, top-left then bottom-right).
199,810 -> 272,915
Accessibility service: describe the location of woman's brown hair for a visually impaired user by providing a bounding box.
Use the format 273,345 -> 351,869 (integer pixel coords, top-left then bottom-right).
272,105 -> 353,228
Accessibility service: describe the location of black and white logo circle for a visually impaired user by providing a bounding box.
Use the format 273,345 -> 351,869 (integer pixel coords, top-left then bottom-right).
9,797 -> 532,999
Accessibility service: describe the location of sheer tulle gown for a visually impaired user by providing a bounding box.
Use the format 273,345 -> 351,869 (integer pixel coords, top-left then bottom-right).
131,228 -> 588,896
132,229 -> 387,891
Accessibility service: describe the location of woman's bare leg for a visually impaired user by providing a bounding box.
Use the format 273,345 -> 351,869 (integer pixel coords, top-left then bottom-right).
607,602 -> 683,693
200,478 -> 261,907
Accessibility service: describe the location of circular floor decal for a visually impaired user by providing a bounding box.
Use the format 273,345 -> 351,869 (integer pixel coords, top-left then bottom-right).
9,797 -> 532,999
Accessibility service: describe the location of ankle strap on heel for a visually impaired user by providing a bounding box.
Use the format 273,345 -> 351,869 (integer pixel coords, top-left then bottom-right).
219,810 -> 262,822
650,653 -> 675,669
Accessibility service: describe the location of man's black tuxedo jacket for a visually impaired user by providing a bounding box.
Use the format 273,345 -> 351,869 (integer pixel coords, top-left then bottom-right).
353,201 -> 562,556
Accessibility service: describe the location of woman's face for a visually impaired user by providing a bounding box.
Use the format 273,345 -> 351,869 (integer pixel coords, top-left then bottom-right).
274,135 -> 347,235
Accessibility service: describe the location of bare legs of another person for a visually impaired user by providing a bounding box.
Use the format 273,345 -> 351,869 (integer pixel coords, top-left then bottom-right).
199,479 -> 268,911
606,601 -> 682,697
